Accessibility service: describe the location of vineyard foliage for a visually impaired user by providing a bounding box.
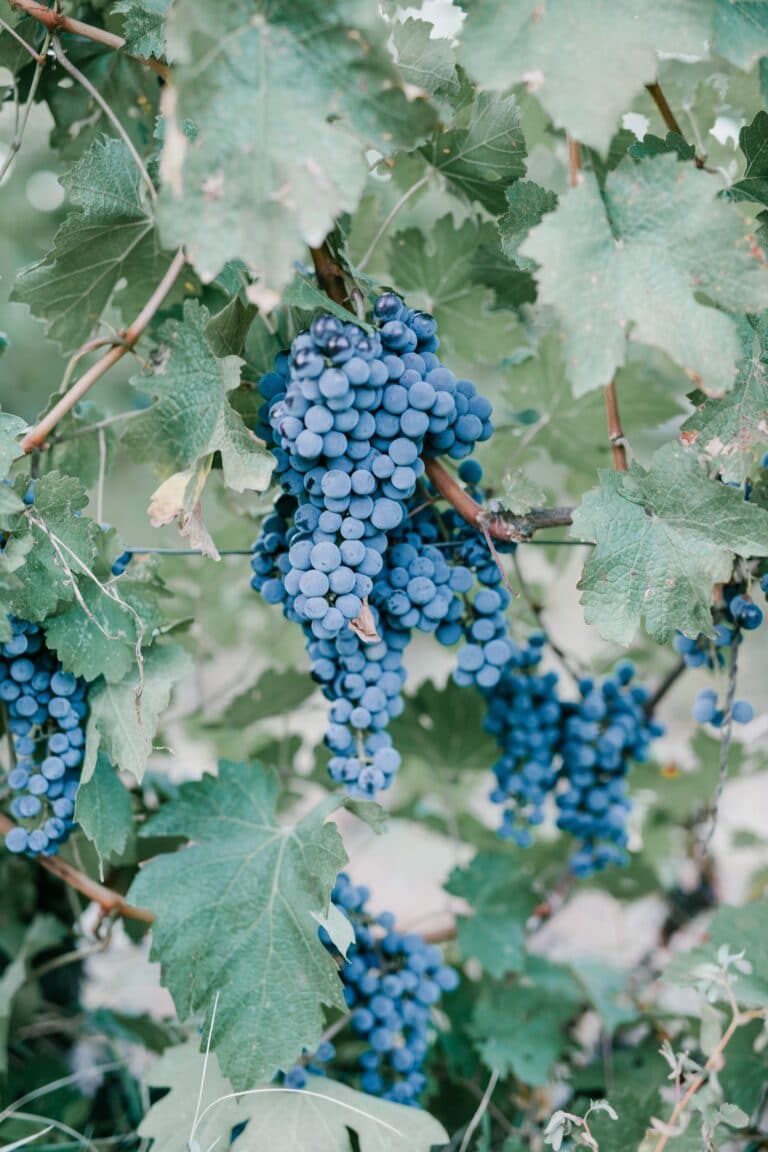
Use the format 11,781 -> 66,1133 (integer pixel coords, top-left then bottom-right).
0,1 -> 767,1150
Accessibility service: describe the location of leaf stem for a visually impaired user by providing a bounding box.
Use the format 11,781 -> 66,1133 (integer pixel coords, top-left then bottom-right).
645,655 -> 687,715
0,27 -> 51,183
357,173 -> 430,273
21,247 -> 186,452
51,34 -> 156,201
645,81 -> 705,169
0,811 -> 154,922
458,1069 -> 500,1152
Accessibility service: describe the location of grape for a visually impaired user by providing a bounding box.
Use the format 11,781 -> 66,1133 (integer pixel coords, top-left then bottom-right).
286,873 -> 458,1104
0,618 -> 88,857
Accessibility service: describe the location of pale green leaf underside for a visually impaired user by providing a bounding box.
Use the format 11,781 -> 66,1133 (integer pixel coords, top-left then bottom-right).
521,156 -> 768,396
573,443 -> 768,644
140,1041 -> 448,1152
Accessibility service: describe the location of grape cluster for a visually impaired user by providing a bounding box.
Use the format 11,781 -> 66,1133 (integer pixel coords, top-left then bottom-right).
1,618 -> 86,857
556,665 -> 662,876
286,872 -> 458,1104
675,579 -> 765,730
251,296 -> 491,796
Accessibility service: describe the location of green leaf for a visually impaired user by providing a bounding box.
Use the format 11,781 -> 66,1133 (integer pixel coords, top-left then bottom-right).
445,853 -> 537,977
458,0 -> 713,154
570,961 -> 638,1035
520,156 -> 768,396
125,299 -> 274,492
43,567 -> 166,683
730,111 -> 768,207
390,679 -> 497,776
422,90 -> 527,213
209,668 -> 316,730
0,414 -> 27,518
0,916 -> 67,1074
12,138 -> 168,353
140,1040 -> 448,1152
389,217 -> 523,363
573,443 -> 768,643
84,643 -> 192,783
662,900 -> 768,1008
159,1 -> 436,302
205,296 -> 257,358
628,131 -> 696,162
282,276 -> 372,331
681,314 -> 768,484
392,17 -> 459,98
112,0 -> 171,58
75,751 -> 133,876
471,958 -> 581,1085
498,181 -> 558,271
712,0 -> 768,69
129,763 -> 352,1088
3,472 -> 98,621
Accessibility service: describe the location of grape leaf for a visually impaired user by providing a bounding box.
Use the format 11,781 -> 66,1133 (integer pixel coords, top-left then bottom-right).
208,668 -> 316,730
712,0 -> 768,69
12,138 -> 168,353
129,763 -> 352,1088
43,565 -> 167,683
681,314 -> 768,483
75,751 -> 133,875
520,155 -> 768,396
0,414 -> 27,518
140,1041 -> 448,1152
390,679 -> 497,776
125,299 -> 274,492
498,181 -> 558,271
2,472 -> 98,622
422,90 -> 527,213
471,958 -> 581,1085
445,853 -> 537,977
628,131 -> 696,162
392,17 -> 459,98
662,900 -> 768,1008
112,0 -> 171,59
458,0 -> 712,153
389,217 -> 523,363
729,111 -> 768,208
37,38 -> 160,159
159,0 -> 437,301
0,916 -> 67,1073
572,443 -> 768,644
83,642 -> 192,783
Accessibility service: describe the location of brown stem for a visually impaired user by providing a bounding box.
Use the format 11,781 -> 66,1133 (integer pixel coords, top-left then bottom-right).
566,135 -> 581,188
309,245 -> 348,307
603,379 -> 628,471
645,82 -> 705,169
425,458 -> 573,541
0,812 -> 154,923
8,0 -> 169,77
645,655 -> 686,715
21,247 -> 185,452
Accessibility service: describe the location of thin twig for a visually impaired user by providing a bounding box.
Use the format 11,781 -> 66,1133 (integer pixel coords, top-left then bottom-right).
96,427 -> 106,524
0,14 -> 43,60
0,811 -> 154,922
701,634 -> 740,852
645,655 -> 687,715
511,549 -> 582,682
458,1069 -> 500,1152
357,173 -> 430,273
651,1005 -> 767,1152
425,458 -> 573,542
0,28 -> 51,183
51,35 -> 156,201
21,247 -> 185,452
50,405 -> 147,443
645,81 -> 705,169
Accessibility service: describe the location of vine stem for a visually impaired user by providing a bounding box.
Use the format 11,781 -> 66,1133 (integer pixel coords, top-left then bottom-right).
0,26 -> 51,183
645,81 -> 705,169
645,655 -> 687,715
21,247 -> 185,453
51,34 -> 156,201
566,134 -> 628,472
0,811 -> 154,923
702,632 -> 740,851
8,0 -> 168,76
650,1004 -> 767,1152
